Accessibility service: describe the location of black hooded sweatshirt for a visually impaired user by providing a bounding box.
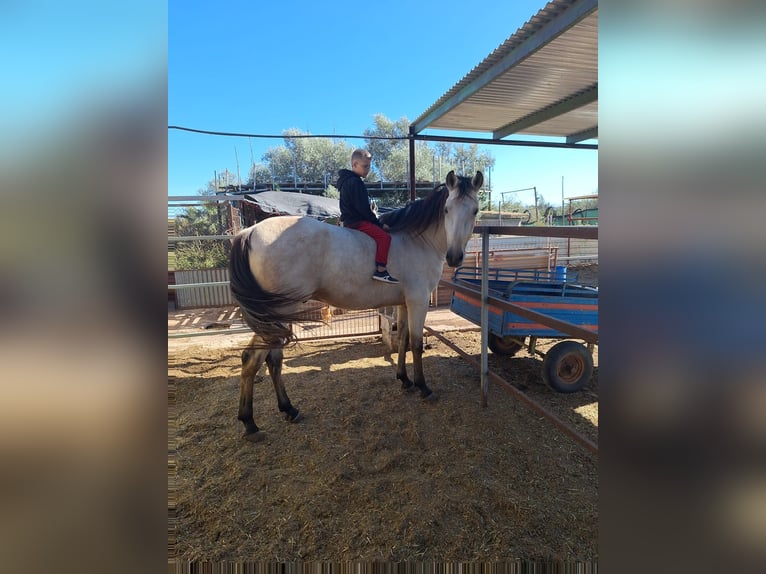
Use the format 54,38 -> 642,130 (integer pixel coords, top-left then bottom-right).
336,169 -> 381,227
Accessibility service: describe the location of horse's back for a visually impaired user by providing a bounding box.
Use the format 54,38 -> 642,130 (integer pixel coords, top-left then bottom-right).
243,215 -> 443,309
246,217 -> 374,300
247,217 -> 323,288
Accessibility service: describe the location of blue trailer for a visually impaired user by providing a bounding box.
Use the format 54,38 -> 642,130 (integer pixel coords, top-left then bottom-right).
449,267 -> 598,393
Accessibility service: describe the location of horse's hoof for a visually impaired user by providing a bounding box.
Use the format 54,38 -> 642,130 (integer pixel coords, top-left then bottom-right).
421,392 -> 438,403
286,411 -> 304,423
242,431 -> 266,443
401,384 -> 416,393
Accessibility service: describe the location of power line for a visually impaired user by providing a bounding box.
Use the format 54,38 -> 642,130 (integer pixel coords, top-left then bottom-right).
168,125 -> 405,140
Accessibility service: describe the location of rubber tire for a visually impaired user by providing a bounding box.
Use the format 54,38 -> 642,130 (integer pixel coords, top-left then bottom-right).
542,340 -> 593,393
487,334 -> 526,356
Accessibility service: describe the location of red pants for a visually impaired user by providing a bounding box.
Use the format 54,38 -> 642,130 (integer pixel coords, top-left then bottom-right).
347,221 -> 391,266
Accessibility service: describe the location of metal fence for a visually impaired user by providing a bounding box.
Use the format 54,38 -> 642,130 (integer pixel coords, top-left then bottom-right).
465,234 -> 597,264
169,265 -> 381,340
292,306 -> 381,341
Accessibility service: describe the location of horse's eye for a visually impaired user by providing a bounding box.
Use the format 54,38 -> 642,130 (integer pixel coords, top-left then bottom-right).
444,208 -> 449,214
473,209 -> 479,216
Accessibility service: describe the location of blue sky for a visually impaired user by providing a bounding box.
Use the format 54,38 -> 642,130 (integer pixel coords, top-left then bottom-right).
169,0 -> 598,207
0,1 -> 166,161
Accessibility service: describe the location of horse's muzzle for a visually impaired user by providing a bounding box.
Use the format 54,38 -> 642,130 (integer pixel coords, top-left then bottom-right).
446,250 -> 464,267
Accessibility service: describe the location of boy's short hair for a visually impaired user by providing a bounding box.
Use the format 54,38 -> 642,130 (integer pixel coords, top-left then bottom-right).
351,148 -> 372,164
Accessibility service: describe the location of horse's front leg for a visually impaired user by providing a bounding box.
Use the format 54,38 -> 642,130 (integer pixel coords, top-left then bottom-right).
395,304 -> 414,391
407,301 -> 437,402
239,336 -> 268,442
266,347 -> 302,423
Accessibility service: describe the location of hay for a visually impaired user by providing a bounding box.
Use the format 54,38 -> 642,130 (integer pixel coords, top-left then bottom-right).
169,332 -> 598,562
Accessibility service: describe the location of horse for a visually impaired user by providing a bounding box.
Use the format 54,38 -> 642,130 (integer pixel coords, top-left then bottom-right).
229,170 -> 483,442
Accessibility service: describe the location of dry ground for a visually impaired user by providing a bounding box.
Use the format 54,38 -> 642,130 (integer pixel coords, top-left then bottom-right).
170,337 -> 597,562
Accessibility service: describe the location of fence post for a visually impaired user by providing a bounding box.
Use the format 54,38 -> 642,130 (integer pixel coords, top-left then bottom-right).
480,227 -> 490,407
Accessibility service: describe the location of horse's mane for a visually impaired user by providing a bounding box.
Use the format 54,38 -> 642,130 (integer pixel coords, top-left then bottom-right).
379,176 -> 474,236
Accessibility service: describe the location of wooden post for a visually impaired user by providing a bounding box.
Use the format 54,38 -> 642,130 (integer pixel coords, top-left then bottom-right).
227,201 -> 240,235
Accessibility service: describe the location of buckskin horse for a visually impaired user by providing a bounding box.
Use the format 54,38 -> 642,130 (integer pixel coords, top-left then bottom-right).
229,170 -> 483,442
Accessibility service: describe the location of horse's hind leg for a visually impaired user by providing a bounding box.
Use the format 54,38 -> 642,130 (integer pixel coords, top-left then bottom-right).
266,348 -> 302,423
238,335 -> 268,441
395,304 -> 414,391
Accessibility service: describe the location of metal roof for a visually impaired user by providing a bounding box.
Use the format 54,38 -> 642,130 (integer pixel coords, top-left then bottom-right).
410,0 -> 597,144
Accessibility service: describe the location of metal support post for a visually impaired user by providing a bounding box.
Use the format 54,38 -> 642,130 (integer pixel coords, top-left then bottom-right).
480,227 -> 490,407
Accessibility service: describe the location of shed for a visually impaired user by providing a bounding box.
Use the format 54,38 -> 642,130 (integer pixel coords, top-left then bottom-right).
410,0 -> 598,145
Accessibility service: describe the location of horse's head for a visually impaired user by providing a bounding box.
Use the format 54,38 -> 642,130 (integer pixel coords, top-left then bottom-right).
444,170 -> 482,267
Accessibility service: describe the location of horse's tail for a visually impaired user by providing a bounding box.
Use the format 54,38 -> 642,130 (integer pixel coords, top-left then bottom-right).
229,230 -> 305,348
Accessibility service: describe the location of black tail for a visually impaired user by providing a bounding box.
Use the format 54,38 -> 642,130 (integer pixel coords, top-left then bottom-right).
229,230 -> 307,348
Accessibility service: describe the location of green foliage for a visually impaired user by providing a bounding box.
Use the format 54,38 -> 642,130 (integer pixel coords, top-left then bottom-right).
248,162 -> 272,186
174,194 -> 231,270
360,114 -> 496,185
377,188 -> 411,209
261,129 -> 354,185
175,239 -> 229,270
323,184 -> 339,199
251,115 -> 496,190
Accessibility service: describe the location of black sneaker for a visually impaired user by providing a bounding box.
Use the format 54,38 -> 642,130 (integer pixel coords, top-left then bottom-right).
372,270 -> 399,284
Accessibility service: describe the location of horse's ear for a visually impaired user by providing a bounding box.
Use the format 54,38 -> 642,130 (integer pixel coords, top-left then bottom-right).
446,170 -> 457,188
472,171 -> 484,190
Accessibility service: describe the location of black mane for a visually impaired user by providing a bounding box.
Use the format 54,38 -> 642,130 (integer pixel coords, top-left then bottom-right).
379,175 -> 475,236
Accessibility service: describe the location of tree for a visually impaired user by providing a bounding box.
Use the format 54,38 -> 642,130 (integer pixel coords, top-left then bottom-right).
251,115 -> 496,189
247,162 -> 272,187
362,114 -> 407,179
263,128 -> 354,186
362,114 -> 496,186
173,177 -> 232,270
262,144 -> 295,184
362,114 -> 437,182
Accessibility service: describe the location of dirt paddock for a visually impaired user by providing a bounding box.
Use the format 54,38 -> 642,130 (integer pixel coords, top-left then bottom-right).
169,313 -> 598,562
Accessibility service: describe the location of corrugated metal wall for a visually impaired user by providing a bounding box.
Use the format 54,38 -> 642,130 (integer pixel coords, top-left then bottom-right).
174,269 -> 234,309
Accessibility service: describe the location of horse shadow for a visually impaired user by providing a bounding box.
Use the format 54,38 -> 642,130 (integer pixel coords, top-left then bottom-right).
283,339 -> 396,371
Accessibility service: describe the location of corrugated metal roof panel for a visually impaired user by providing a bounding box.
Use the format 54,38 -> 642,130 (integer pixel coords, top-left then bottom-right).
411,0 -> 597,142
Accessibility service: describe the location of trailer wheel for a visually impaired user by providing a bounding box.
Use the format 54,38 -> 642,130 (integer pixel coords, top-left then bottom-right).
543,341 -> 593,393
488,334 -> 526,356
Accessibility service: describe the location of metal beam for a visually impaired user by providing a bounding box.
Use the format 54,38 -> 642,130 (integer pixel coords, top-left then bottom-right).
408,130 -> 416,201
412,133 -> 597,150
567,126 -> 598,143
168,234 -> 236,243
473,225 -> 597,240
493,84 -> 598,139
409,0 -> 598,134
167,194 -> 244,202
